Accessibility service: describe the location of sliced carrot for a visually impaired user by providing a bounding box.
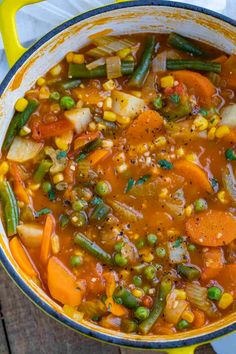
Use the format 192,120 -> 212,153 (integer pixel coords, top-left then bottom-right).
74,131 -> 100,151
40,214 -> 55,265
186,210 -> 236,246
126,110 -> 164,143
172,70 -> 215,107
103,271 -> 117,298
87,149 -> 111,166
73,87 -> 105,105
10,163 -> 30,205
47,256 -> 85,306
32,119 -> 74,141
174,160 -> 212,193
216,264 -> 236,298
212,55 -> 228,64
9,237 -> 37,277
192,309 -> 205,328
105,297 -> 128,317
201,247 -> 224,280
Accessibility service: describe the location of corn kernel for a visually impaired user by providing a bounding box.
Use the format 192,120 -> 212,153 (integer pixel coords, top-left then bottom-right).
103,97 -> 113,110
208,114 -> 220,128
142,253 -> 154,262
185,204 -> 194,217
55,130 -> 73,151
37,77 -> 46,86
73,54 -> 85,64
0,162 -> 9,176
39,86 -> 50,99
176,147 -> 185,157
193,115 -> 208,131
103,111 -> 117,122
125,55 -> 134,62
117,47 -> 131,59
102,139 -> 114,148
66,52 -> 74,63
88,122 -> 97,131
17,201 -> 25,208
116,115 -> 131,125
29,183 -> 40,191
182,310 -> 195,323
160,75 -> 174,88
50,64 -> 62,77
174,289 -> 187,300
133,233 -> 140,240
130,90 -> 142,98
114,152 -> 125,162
186,153 -> 197,163
208,127 -> 216,140
215,125 -> 230,138
53,173 -> 64,184
97,123 -> 106,131
103,79 -> 116,91
159,188 -> 168,199
51,234 -> 60,254
50,103 -> 61,114
154,136 -> 167,147
116,163 -> 128,173
76,100 -> 84,109
218,293 -> 233,309
119,270 -> 130,280
15,98 -> 28,112
217,190 -> 229,204
132,288 -> 144,298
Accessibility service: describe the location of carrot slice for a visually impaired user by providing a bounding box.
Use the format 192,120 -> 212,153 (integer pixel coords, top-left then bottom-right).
105,297 -> 128,317
174,160 -> 212,193
40,214 -> 55,265
212,55 -> 228,64
186,210 -> 236,246
172,70 -> 215,107
74,131 -> 100,151
192,309 -> 205,328
10,163 -> 30,205
201,247 -> 224,280
103,271 -> 117,298
87,149 -> 111,166
126,110 -> 164,143
216,264 -> 236,298
47,256 -> 85,306
9,237 -> 37,277
32,119 -> 74,141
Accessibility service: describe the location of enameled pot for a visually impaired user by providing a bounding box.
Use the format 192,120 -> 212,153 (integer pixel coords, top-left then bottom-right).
0,1 -> 235,352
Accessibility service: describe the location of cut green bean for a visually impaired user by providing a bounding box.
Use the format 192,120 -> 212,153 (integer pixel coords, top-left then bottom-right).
0,181 -> 19,236
90,203 -> 111,221
166,59 -> 221,73
114,287 -> 139,309
60,79 -> 82,90
33,159 -> 53,183
68,61 -> 135,79
74,232 -> 113,266
177,264 -> 201,280
139,277 -> 172,334
128,35 -> 156,88
168,33 -> 207,57
3,99 -> 38,152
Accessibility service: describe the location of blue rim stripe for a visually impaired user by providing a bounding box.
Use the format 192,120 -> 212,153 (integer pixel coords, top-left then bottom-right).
0,0 -> 236,349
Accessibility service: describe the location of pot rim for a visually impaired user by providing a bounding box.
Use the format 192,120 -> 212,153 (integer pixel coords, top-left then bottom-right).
0,0 -> 236,349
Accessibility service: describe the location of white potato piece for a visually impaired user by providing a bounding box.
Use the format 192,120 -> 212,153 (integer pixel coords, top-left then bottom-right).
167,241 -> 190,264
7,137 -> 43,162
221,104 -> 236,127
64,107 -> 91,134
111,90 -> 146,118
17,223 -> 43,248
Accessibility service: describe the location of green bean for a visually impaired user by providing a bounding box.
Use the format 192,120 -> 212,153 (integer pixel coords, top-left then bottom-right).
60,79 -> 82,90
166,59 -> 221,73
114,287 -> 139,309
68,61 -> 135,79
90,203 -> 111,221
177,264 -> 201,280
168,33 -> 207,57
75,138 -> 102,162
0,181 -> 19,236
121,319 -> 138,333
128,35 -> 156,88
33,159 -> 52,183
139,277 -> 172,334
2,99 -> 38,152
74,232 -> 113,266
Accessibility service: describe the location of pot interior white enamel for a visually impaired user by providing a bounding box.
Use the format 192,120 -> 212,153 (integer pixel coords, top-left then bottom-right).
0,1 -> 236,350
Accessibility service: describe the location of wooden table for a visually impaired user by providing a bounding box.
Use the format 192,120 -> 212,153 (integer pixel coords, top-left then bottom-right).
0,268 -> 216,354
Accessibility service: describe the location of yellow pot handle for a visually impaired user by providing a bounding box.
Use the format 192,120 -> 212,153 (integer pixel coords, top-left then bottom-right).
0,0 -> 45,68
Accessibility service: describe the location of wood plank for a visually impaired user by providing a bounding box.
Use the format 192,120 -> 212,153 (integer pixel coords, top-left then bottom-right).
0,312 -> 9,354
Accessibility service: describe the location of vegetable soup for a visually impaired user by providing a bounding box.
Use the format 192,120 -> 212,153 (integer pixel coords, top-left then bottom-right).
1,33 -> 236,335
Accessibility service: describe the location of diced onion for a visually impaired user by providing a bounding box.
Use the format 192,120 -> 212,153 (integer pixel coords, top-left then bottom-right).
221,104 -> 236,127
186,283 -> 218,317
222,164 -> 236,203
88,37 -> 137,58
168,241 -> 190,264
164,291 -> 188,324
86,58 -> 106,70
106,56 -> 122,79
152,51 -> 167,72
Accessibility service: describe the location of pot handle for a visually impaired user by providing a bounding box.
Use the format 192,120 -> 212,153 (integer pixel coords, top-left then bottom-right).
164,345 -> 198,354
0,0 -> 45,68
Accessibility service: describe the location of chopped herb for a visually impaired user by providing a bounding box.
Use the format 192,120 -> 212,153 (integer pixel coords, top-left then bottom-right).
48,188 -> 56,201
60,214 -> 70,229
90,196 -> 103,206
136,174 -> 151,186
225,148 -> 236,161
158,159 -> 173,170
92,316 -> 100,321
56,151 -> 67,160
199,108 -> 208,116
101,294 -> 107,304
170,93 -> 180,104
125,178 -> 135,193
113,296 -> 123,305
125,175 -> 150,193
36,208 -> 51,217
173,237 -> 183,248
76,152 -> 88,162
153,95 -> 163,110
210,177 -> 219,192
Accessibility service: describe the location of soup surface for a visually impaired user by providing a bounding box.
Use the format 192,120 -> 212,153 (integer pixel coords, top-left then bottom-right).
1,33 -> 236,335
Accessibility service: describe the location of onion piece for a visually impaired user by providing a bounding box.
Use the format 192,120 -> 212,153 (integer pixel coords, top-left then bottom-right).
186,283 -> 218,317
106,56 -> 122,79
7,137 -> 43,163
167,241 -> 190,264
109,200 -> 143,222
152,51 -> 167,72
164,291 -> 188,324
221,104 -> 236,127
88,37 -> 137,58
222,163 -> 236,203
86,57 -> 106,70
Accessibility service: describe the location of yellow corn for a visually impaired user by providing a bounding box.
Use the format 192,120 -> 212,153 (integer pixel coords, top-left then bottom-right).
119,269 -> 130,280
186,153 -> 197,163
55,130 -> 73,151
182,310 -> 195,323
103,97 -> 113,110
117,47 -> 131,59
116,115 -> 131,125
185,204 -> 194,217
102,139 -> 114,148
17,201 -> 25,209
51,234 -> 60,254
0,162 -> 9,176
174,289 -> 187,300
167,228 -> 180,238
176,147 -> 185,157
132,288 -> 144,298
217,190 -> 229,204
208,114 -> 220,128
50,103 -> 61,114
37,77 -> 46,86
97,123 -> 106,131
88,122 -> 97,131
29,183 -> 40,191
103,79 -> 116,91
50,64 -> 62,77
193,115 -> 208,131
130,90 -> 142,98
142,253 -> 154,262
15,98 -> 28,112
215,125 -> 230,138
103,111 -> 117,122
73,54 -> 85,64
160,75 -> 174,88
116,163 -> 128,173
66,52 -> 74,63
218,293 -> 233,309
125,55 -> 134,62
154,136 -> 167,147
39,86 -> 50,99
114,152 -> 126,162
53,173 -> 64,184
159,188 -> 168,199
208,127 -> 216,140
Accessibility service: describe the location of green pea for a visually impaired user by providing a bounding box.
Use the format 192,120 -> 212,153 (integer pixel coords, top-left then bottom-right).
115,242 -> 124,252
42,181 -> 52,193
144,265 -> 156,280
177,319 -> 189,330
194,198 -> 208,212
95,180 -> 111,196
136,238 -> 145,250
155,247 -> 166,258
70,211 -> 87,227
153,95 -> 162,110
50,91 -> 60,101
188,244 -> 197,252
70,255 -> 83,267
147,233 -> 158,245
134,306 -> 150,321
60,96 -> 75,110
133,275 -> 142,287
207,286 -> 222,301
114,253 -> 128,267
72,199 -> 88,211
